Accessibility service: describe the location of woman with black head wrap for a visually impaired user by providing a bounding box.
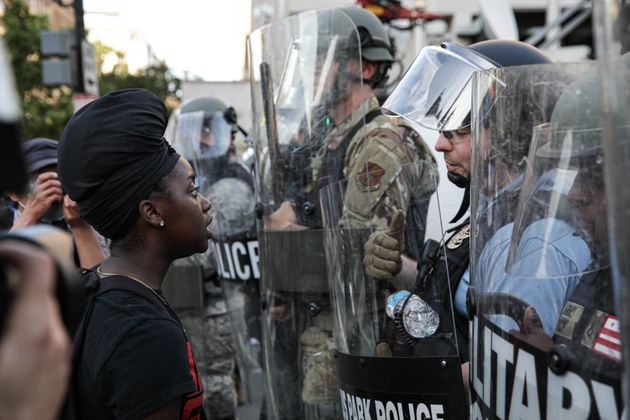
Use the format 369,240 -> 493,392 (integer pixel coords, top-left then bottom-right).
58,88 -> 212,419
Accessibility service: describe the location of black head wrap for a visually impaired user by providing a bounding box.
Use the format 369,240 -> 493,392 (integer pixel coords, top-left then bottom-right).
58,88 -> 180,240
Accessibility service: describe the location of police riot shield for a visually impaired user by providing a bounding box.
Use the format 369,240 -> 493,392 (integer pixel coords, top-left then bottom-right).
320,162 -> 468,419
163,106 -> 254,418
206,177 -> 263,413
248,9 -> 366,419
596,1 -> 630,413
468,61 -> 624,419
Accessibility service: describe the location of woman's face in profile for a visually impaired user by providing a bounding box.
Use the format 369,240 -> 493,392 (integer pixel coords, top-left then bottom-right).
156,158 -> 212,258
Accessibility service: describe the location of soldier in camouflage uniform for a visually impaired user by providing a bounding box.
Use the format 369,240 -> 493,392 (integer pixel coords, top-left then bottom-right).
164,97 -> 254,420
313,96 -> 436,239
258,7 -> 437,418
268,8 -> 437,260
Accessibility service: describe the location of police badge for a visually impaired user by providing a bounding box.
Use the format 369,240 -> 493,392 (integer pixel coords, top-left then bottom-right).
446,224 -> 470,250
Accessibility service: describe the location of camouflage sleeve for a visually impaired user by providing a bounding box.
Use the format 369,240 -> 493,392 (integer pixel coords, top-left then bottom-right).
341,132 -> 411,231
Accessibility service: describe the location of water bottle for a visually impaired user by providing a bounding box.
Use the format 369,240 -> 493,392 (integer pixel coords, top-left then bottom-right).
386,290 -> 439,338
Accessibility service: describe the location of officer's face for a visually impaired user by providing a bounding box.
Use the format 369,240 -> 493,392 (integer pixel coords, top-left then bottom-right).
201,126 -> 215,147
435,128 -> 472,180
568,167 -> 607,249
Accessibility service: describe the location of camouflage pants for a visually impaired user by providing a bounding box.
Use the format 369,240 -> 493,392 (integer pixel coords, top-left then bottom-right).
300,326 -> 338,404
300,326 -> 339,420
180,311 -> 237,419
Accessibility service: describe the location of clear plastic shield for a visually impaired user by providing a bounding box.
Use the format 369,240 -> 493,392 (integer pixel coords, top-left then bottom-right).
469,61 -> 623,419
597,6 -> 630,414
248,9 -> 365,419
321,162 -> 468,419
249,10 -> 364,209
506,124 -> 608,279
206,177 -> 263,415
470,62 -> 590,333
163,106 -> 258,417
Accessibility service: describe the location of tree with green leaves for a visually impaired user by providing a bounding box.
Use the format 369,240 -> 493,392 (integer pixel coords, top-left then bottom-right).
2,0 -> 181,140
95,41 -> 181,114
2,0 -> 73,140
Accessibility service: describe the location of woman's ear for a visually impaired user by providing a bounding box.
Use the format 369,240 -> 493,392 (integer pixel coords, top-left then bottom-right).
138,199 -> 163,228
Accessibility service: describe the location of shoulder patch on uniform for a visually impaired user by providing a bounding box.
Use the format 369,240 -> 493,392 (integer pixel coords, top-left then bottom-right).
554,301 -> 584,339
587,313 -> 622,363
356,162 -> 385,192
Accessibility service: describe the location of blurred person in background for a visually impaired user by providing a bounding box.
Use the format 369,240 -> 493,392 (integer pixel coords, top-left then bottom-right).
7,137 -> 107,269
0,36 -> 70,420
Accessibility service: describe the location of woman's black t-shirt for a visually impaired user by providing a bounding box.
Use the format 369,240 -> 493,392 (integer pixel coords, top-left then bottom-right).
76,273 -> 205,419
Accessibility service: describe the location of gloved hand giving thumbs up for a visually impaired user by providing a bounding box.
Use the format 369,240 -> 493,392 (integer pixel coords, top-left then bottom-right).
363,210 -> 405,280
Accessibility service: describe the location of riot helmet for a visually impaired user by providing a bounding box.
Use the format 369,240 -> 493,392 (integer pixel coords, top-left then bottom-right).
294,7 -> 394,113
165,97 -> 240,194
383,39 -> 551,132
468,39 -> 552,68
167,96 -> 235,162
384,40 -> 551,221
338,6 -> 394,88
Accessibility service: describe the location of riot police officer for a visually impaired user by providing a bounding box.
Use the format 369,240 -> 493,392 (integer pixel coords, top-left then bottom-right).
205,174 -> 263,418
265,6 -> 436,245
366,40 -> 552,365
250,7 -> 437,419
164,97 -> 254,420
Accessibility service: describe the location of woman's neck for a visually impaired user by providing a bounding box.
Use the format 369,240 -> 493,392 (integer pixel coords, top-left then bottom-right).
100,252 -> 172,290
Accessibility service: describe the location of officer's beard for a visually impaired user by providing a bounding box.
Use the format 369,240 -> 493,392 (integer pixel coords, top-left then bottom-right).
322,73 -> 352,113
322,56 -> 355,116
447,172 -> 468,189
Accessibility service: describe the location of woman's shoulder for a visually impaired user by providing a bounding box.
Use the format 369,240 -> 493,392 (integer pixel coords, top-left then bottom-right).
94,287 -> 177,328
83,288 -> 186,369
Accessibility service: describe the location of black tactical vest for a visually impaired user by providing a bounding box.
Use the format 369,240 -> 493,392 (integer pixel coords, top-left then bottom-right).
424,219 -> 471,361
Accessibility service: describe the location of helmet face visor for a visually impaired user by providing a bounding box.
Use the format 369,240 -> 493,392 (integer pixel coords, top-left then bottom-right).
506,123 -> 613,279
173,110 -> 231,160
383,45 -> 504,131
